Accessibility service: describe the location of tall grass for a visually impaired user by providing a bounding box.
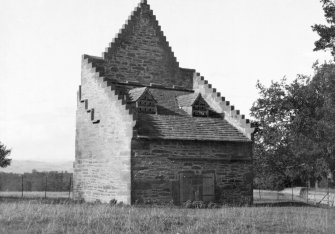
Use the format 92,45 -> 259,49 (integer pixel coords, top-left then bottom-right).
0,200 -> 334,233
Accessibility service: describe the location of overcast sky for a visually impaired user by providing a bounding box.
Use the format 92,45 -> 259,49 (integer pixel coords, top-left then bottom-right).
0,0 -> 332,162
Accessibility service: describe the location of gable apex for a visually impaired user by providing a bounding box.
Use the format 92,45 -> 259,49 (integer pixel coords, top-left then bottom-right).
193,94 -> 209,108
128,87 -> 157,103
177,93 -> 209,108
103,0 -> 178,66
100,0 -> 195,89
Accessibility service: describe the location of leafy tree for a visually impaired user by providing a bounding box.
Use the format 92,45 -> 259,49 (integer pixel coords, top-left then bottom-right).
290,63 -> 335,175
251,63 -> 335,189
251,78 -> 298,189
312,0 -> 335,57
0,142 -> 11,168
252,0 -> 335,189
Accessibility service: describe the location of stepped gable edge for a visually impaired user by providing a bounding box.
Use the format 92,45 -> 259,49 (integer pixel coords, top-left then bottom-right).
100,0 -> 193,89
83,55 -> 105,76
80,55 -> 137,123
193,72 -> 255,140
77,85 -> 100,124
82,0 -> 254,140
75,0 -> 253,207
83,53 -> 254,140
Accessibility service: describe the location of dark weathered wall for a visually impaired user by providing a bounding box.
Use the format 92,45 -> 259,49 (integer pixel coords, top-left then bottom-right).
131,139 -> 253,205
103,2 -> 193,89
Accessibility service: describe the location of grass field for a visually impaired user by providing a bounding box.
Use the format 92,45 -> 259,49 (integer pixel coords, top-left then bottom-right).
0,190 -> 304,202
1,189 -> 332,205
0,199 -> 334,234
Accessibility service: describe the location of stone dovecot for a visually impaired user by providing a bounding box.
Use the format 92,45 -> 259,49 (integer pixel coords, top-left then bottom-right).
74,0 -> 255,206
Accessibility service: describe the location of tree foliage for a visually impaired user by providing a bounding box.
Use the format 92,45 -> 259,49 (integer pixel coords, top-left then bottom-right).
253,0 -> 335,189
251,63 -> 335,189
312,0 -> 335,57
0,142 -> 11,168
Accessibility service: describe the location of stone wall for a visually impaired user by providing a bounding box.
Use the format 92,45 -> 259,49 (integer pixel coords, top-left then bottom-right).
131,139 -> 253,205
103,1 -> 193,89
73,57 -> 136,204
75,1 -> 255,206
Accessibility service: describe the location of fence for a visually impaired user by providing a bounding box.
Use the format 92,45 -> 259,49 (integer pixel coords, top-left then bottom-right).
303,189 -> 335,207
253,187 -> 335,207
0,172 -> 73,199
1,171 -> 334,206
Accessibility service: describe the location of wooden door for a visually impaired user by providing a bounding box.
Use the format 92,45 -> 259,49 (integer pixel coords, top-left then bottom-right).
179,171 -> 194,202
202,172 -> 215,202
179,171 -> 215,202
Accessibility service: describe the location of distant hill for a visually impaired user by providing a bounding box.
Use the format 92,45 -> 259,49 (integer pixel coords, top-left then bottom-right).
0,160 -> 73,174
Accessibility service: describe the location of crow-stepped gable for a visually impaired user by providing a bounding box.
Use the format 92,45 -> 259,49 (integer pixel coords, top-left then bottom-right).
74,0 -> 255,206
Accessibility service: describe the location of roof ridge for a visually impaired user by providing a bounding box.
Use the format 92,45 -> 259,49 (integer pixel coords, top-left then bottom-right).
130,86 -> 147,91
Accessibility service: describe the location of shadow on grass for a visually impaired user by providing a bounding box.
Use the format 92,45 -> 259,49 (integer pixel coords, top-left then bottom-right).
1,197 -> 326,209
253,201 -> 316,207
0,197 -> 75,205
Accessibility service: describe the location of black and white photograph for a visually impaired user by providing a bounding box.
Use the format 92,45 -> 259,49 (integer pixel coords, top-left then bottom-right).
1,0 -> 334,233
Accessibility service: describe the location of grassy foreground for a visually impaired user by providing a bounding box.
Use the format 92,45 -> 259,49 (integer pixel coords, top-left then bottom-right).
0,200 -> 334,234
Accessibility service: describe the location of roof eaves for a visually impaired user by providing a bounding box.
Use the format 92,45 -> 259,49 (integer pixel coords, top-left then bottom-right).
135,135 -> 251,142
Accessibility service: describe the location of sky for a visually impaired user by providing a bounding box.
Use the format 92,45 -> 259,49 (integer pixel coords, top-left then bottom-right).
0,0 -> 332,162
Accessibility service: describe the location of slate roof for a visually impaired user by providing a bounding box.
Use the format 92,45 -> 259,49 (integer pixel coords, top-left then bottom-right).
176,93 -> 200,107
148,88 -> 191,115
84,56 -> 249,142
128,87 -> 148,102
136,114 -> 250,142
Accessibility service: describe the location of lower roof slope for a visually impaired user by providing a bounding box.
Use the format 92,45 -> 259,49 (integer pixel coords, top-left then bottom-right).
82,55 -> 252,142
135,114 -> 251,142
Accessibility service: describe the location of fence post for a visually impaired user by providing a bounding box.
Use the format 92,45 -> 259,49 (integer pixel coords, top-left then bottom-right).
68,176 -> 72,199
45,174 -> 47,199
327,178 -> 330,207
21,175 -> 24,198
306,182 -> 309,204
291,180 -> 293,201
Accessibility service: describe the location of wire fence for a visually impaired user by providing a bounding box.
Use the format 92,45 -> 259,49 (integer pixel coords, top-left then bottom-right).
253,187 -> 335,207
1,172 -> 334,207
0,172 -> 73,199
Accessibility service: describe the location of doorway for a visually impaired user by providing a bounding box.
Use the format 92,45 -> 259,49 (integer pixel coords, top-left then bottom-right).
179,171 -> 215,203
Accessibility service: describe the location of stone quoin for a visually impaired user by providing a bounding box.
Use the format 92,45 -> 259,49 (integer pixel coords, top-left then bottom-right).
74,0 -> 255,206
